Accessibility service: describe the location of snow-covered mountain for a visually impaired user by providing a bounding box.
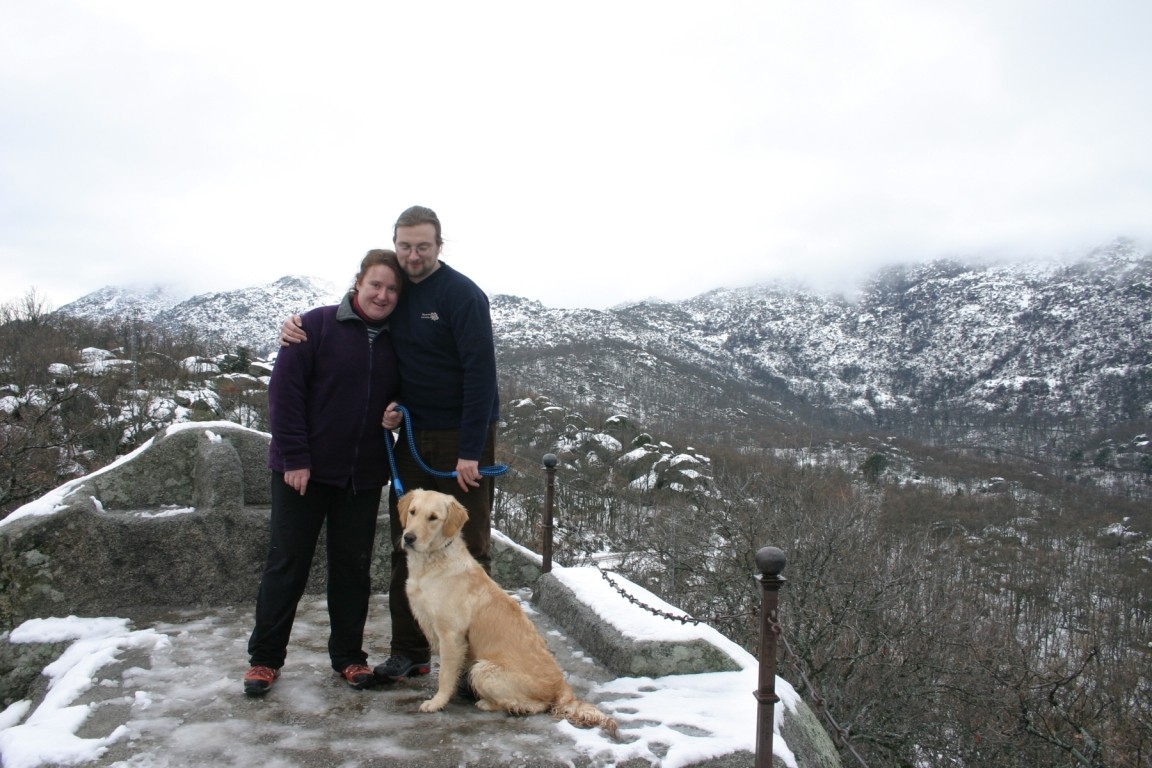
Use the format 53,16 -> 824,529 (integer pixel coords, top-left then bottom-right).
57,276 -> 344,355
492,239 -> 1151,452
54,284 -> 184,323
52,240 -> 1151,463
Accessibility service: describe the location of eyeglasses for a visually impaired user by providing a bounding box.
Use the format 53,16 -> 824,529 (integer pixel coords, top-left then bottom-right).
396,242 -> 438,256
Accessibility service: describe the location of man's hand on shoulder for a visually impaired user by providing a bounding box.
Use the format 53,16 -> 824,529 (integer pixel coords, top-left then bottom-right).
280,315 -> 306,347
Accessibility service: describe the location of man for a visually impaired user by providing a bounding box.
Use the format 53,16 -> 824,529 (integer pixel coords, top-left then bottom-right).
282,205 -> 500,685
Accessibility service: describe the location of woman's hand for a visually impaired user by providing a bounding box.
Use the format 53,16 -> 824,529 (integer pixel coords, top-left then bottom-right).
284,468 -> 310,495
382,402 -> 402,430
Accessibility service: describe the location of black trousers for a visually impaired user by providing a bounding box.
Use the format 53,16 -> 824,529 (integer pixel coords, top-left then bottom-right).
248,473 -> 381,672
387,423 -> 496,662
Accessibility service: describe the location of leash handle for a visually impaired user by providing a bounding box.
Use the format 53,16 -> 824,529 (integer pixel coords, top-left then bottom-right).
385,424 -> 405,497
385,404 -> 509,497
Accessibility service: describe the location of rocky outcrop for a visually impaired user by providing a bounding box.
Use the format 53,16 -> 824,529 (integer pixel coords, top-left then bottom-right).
0,422 -> 340,629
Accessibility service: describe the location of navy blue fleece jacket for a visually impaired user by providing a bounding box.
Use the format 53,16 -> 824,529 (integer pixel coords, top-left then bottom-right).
387,262 -> 499,461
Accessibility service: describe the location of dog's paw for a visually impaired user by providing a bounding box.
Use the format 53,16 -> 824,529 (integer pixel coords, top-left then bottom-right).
419,696 -> 449,713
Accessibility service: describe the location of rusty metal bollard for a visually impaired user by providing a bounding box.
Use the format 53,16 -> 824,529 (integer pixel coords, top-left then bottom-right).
755,546 -> 787,768
542,453 -> 557,573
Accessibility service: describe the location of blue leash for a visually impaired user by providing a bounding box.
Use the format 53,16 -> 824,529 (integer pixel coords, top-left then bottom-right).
385,404 -> 509,497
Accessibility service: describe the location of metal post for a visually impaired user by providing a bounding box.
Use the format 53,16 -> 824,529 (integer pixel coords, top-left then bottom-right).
754,546 -> 787,768
542,453 -> 557,573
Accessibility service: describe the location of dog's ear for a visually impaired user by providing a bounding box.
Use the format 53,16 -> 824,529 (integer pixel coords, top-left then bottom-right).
397,493 -> 412,527
442,498 -> 470,538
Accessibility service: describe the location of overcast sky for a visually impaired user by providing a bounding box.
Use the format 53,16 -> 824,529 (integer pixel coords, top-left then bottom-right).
2,0 -> 1150,311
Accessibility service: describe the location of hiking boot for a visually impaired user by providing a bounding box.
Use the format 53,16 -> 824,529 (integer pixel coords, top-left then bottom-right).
243,665 -> 280,696
373,655 -> 431,683
339,663 -> 376,690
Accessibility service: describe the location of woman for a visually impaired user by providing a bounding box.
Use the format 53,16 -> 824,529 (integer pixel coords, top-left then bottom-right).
244,249 -> 402,694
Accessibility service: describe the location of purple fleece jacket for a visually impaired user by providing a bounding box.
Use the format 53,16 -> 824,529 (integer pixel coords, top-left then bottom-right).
267,294 -> 400,491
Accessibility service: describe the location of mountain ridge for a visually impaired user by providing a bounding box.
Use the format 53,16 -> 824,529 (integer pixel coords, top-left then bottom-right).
54,239 -> 1152,462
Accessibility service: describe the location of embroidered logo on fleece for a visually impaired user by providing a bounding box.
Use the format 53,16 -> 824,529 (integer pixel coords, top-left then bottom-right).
421,312 -> 440,322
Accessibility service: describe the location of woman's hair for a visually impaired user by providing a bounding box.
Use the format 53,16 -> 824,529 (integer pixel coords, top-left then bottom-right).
351,249 -> 404,293
393,205 -> 443,245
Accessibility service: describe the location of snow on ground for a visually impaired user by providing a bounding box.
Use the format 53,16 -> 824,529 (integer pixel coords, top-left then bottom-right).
0,571 -> 800,768
0,618 -> 170,768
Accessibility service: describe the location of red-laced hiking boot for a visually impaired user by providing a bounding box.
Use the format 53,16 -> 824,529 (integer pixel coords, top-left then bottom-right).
243,665 -> 280,696
339,663 -> 375,690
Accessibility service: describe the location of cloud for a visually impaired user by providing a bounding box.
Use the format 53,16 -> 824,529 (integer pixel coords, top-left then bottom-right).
2,0 -> 1150,311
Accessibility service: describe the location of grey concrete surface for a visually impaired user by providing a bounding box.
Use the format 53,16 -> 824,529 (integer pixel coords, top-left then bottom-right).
22,595 -> 758,768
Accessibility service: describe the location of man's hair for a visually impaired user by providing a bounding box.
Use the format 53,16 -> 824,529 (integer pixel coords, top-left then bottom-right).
393,205 -> 443,245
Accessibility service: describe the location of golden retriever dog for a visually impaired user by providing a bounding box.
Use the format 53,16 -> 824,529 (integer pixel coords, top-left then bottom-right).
398,489 -> 618,737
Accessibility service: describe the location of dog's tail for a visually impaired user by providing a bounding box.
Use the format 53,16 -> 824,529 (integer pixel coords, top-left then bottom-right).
552,691 -> 619,739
